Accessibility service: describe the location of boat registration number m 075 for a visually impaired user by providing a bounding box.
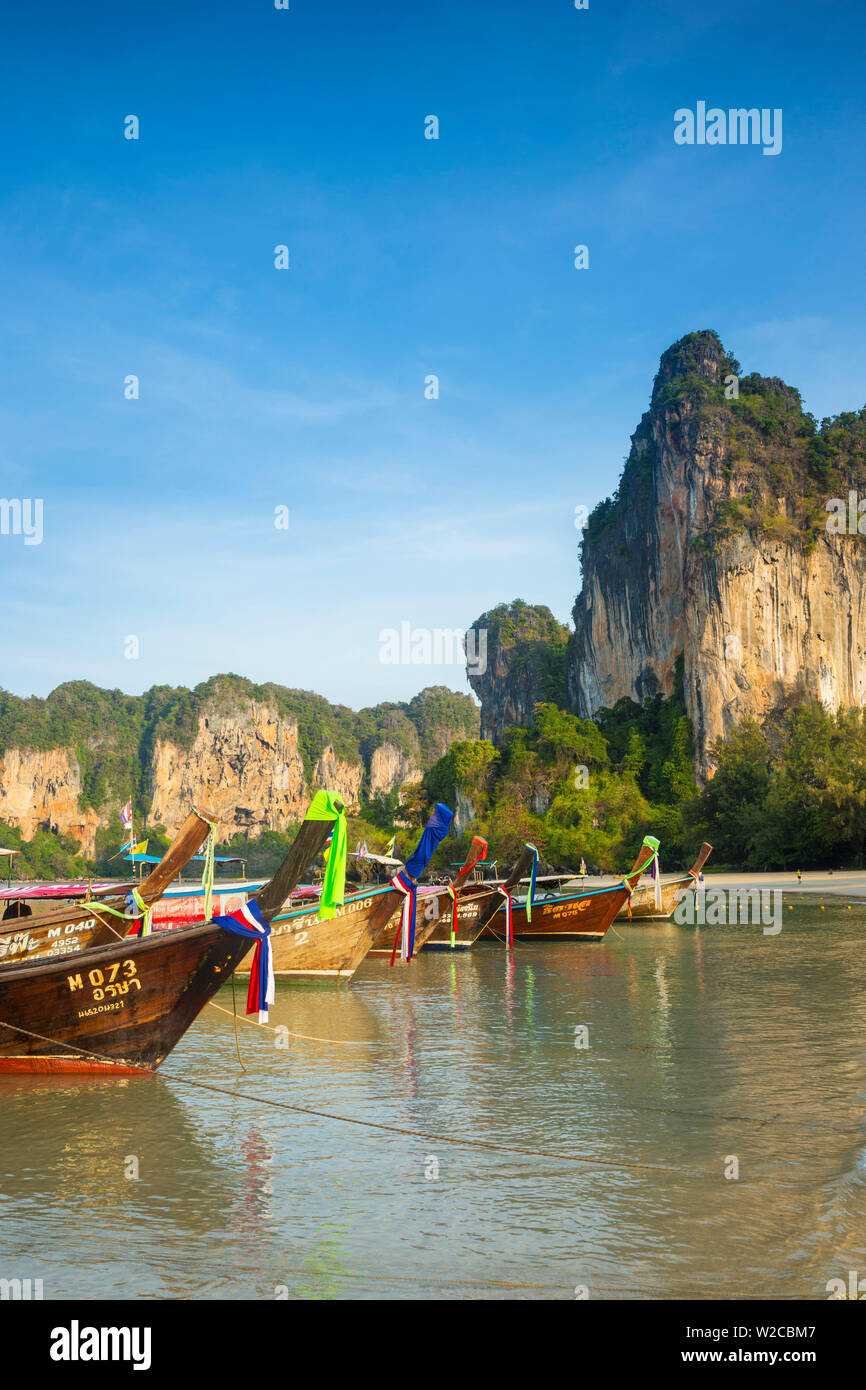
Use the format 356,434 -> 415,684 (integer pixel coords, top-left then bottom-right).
546,899 -> 592,917
66,959 -> 142,1004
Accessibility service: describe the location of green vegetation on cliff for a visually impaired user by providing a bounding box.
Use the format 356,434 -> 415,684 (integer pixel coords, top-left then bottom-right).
420,677 -> 699,872
0,677 -> 478,832
583,329 -> 866,557
465,601 -> 571,740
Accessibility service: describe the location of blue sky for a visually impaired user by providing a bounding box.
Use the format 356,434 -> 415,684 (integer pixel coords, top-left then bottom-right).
1,0 -> 864,709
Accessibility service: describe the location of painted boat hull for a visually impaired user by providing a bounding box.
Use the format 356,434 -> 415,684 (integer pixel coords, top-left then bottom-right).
366,886 -> 470,959
236,888 -> 400,982
422,892 -> 490,950
0,809 -> 216,968
0,921 -> 250,1074
481,882 -> 631,940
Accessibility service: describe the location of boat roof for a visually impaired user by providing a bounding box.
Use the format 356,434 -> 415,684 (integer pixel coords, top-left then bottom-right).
0,880 -> 122,900
125,851 -> 245,865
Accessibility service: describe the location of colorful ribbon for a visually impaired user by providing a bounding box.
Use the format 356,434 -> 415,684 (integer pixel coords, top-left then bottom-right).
525,843 -> 539,923
447,884 -> 457,948
88,886 -> 152,938
200,822 -> 216,922
214,900 -> 274,1022
622,835 -> 661,920
389,870 -> 417,964
497,885 -> 514,948
306,790 -> 348,920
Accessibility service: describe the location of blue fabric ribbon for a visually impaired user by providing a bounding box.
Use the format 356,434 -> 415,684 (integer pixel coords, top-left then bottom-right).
403,803 -> 454,880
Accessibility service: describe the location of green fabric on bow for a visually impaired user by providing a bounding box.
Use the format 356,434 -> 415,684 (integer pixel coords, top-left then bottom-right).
306,789 -> 348,921
525,843 -> 539,923
200,822 -> 217,922
88,885 -> 152,937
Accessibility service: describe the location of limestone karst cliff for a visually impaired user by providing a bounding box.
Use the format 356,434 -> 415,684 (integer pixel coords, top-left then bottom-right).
467,332 -> 866,776
465,602 -> 570,744
0,676 -> 478,856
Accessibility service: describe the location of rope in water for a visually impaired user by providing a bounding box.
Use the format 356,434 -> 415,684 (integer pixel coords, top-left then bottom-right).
0,1016 -> 709,1177
206,998 -> 376,1046
1,1014 -> 860,1170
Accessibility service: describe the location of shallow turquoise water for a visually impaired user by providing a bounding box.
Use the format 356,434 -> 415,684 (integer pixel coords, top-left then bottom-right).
2,899 -> 865,1299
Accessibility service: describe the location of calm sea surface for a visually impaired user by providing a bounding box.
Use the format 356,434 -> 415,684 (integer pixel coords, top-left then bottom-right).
2,897 -> 865,1300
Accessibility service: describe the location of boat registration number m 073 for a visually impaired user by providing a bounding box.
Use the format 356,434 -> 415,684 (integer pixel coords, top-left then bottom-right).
66,959 -> 141,1004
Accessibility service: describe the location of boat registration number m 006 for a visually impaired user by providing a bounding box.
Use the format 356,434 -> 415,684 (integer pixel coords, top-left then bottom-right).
66,959 -> 142,1005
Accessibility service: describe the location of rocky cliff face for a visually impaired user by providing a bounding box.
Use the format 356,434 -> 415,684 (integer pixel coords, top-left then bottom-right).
568,331 -> 866,775
0,678 -> 478,855
462,333 -> 866,778
466,601 -> 570,743
0,747 -> 101,850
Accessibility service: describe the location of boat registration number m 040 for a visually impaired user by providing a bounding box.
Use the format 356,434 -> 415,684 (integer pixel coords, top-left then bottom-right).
66,959 -> 142,1005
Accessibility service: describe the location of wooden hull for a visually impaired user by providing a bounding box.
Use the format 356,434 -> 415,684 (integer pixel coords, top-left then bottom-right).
616,843 -> 713,920
236,888 -> 400,982
481,882 -> 631,940
0,915 -> 116,967
366,886 -> 471,959
0,921 -> 250,1073
422,892 -> 491,950
616,875 -> 689,920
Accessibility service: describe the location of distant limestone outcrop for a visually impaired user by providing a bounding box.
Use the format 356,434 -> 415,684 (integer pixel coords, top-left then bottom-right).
467,331 -> 866,775
0,677 -> 479,855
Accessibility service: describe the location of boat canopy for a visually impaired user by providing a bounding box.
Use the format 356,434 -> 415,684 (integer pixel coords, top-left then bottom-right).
0,880 -> 121,900
124,851 -> 245,865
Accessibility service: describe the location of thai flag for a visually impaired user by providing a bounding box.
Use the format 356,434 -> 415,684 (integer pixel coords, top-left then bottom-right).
121,799 -> 133,828
213,900 -> 274,1022
388,869 -> 418,963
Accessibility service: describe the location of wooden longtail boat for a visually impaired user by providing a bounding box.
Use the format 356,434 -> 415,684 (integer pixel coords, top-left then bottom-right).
241,816 -> 478,982
423,845 -> 537,950
614,842 -> 713,920
365,836 -> 489,960
481,836 -> 660,941
0,801 -> 340,1075
0,808 -> 217,967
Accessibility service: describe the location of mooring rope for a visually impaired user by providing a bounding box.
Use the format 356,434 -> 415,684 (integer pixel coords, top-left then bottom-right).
0,1017 -> 859,1179
206,998 -> 376,1046
0,1016 -> 708,1177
